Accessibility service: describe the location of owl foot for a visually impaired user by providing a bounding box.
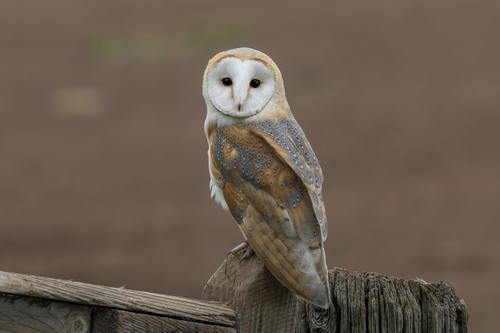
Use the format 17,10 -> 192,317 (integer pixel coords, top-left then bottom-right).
228,241 -> 255,262
241,245 -> 255,261
228,241 -> 249,256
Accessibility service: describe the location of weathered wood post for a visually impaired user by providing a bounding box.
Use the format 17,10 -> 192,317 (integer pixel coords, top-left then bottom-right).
203,253 -> 469,333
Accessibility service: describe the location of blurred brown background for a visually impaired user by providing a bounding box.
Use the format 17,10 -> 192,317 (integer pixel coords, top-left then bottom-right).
0,0 -> 498,331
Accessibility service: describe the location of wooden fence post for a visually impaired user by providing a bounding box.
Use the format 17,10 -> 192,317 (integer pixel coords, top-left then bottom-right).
203,252 -> 469,333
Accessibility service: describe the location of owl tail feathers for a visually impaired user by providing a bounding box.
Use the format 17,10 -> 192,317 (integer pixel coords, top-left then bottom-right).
273,265 -> 330,309
300,273 -> 331,309
257,245 -> 331,309
293,244 -> 331,309
312,291 -> 331,309
293,257 -> 331,309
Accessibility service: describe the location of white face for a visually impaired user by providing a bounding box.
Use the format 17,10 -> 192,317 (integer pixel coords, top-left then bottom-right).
206,57 -> 276,118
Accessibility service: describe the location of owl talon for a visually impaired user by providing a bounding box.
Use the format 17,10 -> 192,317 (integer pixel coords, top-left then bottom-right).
240,246 -> 255,261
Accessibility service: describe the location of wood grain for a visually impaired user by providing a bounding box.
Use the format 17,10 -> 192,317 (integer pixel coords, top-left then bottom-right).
203,253 -> 302,332
91,307 -> 237,333
0,270 -> 235,328
203,253 -> 469,333
0,293 -> 91,333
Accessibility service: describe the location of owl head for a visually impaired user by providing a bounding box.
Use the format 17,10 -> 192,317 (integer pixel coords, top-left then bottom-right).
202,48 -> 287,121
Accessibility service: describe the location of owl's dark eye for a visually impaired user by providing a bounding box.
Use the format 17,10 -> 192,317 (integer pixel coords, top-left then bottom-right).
222,78 -> 232,86
250,79 -> 261,88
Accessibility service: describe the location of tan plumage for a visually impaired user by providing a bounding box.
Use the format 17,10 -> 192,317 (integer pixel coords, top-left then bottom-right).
203,48 -> 330,308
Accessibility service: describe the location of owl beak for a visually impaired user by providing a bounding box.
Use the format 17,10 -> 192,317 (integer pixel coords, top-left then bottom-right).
234,82 -> 248,112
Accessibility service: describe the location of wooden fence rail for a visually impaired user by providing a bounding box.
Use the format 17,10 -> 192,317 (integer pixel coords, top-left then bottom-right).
0,255 -> 468,333
0,270 -> 236,332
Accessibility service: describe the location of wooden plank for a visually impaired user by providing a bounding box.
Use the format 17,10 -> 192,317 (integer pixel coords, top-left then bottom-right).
0,292 -> 92,333
203,253 -> 469,333
0,270 -> 236,328
91,307 -> 237,333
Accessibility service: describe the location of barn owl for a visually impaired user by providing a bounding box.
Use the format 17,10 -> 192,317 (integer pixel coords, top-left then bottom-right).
203,48 -> 330,309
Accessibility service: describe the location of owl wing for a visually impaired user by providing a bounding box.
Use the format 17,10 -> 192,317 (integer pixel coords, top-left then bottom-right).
209,123 -> 330,308
245,117 -> 328,241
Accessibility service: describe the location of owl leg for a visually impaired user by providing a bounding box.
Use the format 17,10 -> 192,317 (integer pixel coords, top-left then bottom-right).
228,241 -> 249,256
228,241 -> 255,261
